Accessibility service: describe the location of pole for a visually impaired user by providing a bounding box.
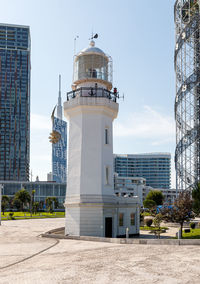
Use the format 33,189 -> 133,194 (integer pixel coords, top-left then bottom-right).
74,36 -> 79,56
0,184 -> 3,225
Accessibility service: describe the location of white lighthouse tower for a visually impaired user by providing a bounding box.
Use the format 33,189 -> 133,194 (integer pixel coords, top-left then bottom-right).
64,38 -> 140,237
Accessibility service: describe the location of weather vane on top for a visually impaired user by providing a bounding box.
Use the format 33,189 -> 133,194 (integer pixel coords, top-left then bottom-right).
89,33 -> 98,40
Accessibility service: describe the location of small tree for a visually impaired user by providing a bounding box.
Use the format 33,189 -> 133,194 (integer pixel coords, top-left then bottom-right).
143,199 -> 156,209
45,197 -> 53,213
14,189 -> 31,212
13,198 -> 21,211
45,197 -> 58,213
52,197 -> 59,209
33,201 -> 40,215
145,218 -> 153,227
30,189 -> 36,217
162,191 -> 194,238
192,182 -> 200,216
153,213 -> 163,239
1,195 -> 9,215
145,190 -> 164,206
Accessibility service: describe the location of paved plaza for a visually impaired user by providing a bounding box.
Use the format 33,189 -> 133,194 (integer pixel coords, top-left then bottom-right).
0,219 -> 200,284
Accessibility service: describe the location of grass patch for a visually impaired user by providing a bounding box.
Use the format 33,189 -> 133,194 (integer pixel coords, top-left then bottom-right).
1,211 -> 65,220
140,226 -> 168,231
182,228 -> 200,239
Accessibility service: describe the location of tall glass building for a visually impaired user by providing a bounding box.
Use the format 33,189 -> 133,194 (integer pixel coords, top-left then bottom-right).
52,117 -> 67,183
51,75 -> 67,183
0,24 -> 30,181
114,153 -> 171,189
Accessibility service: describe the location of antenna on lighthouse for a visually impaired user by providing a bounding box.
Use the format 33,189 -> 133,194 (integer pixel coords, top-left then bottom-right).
74,35 -> 79,56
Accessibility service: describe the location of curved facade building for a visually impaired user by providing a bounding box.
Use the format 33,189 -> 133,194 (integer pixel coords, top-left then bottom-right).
174,0 -> 200,190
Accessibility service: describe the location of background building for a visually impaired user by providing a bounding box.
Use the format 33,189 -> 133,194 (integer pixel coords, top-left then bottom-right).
174,0 -> 200,191
114,153 -> 171,189
114,175 -> 151,206
1,180 -> 66,209
47,172 -> 53,182
114,175 -> 177,206
0,24 -> 31,181
51,75 -> 67,183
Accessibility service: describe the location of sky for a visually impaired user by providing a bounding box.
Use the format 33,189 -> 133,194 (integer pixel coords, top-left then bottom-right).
0,0 -> 176,186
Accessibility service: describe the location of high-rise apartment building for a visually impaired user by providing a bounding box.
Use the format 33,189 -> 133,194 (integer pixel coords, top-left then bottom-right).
0,24 -> 31,181
114,153 -> 171,189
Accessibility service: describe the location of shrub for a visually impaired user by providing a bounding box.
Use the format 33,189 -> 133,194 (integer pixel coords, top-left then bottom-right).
9,212 -> 15,220
145,218 -> 153,227
190,222 -> 196,229
143,199 -> 156,209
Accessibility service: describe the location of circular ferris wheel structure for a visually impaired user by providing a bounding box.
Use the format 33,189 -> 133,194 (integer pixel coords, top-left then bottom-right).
175,0 -> 200,191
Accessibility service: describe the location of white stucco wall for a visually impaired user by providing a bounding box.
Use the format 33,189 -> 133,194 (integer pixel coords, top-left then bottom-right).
64,97 -> 118,200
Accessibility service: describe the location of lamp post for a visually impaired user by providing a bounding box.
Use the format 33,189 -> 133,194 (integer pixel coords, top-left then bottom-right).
0,184 -> 4,225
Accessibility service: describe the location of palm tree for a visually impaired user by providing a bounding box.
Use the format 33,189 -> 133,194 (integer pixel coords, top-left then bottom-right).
33,202 -> 40,215
30,189 -> 36,217
1,195 -> 9,215
14,189 -> 31,213
45,197 -> 58,213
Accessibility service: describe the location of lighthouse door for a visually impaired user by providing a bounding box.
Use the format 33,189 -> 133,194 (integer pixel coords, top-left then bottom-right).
105,217 -> 112,238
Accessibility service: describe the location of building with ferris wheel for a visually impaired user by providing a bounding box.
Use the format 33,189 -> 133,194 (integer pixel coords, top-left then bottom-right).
174,0 -> 200,191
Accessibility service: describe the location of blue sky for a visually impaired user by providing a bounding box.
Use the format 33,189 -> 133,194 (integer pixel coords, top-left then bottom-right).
1,0 -> 176,185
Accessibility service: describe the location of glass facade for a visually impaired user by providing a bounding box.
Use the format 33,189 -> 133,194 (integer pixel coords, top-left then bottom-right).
114,153 -> 171,189
1,181 -> 66,207
0,24 -> 30,181
52,117 -> 67,183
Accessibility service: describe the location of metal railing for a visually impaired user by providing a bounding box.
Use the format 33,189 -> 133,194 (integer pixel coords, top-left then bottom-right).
66,87 -> 118,102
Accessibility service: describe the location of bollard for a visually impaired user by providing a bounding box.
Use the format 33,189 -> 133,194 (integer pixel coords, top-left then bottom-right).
126,227 -> 129,239
178,229 -> 181,239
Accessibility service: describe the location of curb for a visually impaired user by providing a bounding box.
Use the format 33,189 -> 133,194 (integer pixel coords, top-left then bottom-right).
41,227 -> 200,246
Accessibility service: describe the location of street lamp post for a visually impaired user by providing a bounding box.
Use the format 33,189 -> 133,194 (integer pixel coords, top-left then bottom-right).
0,184 -> 3,225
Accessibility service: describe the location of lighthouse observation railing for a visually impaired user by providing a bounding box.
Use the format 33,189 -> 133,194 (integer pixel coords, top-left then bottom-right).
66,87 -> 118,102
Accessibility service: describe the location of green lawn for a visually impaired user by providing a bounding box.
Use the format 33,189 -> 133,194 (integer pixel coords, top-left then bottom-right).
182,228 -> 200,239
1,211 -> 65,220
140,226 -> 168,231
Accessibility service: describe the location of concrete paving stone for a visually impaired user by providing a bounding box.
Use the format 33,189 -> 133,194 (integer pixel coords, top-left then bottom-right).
0,219 -> 200,284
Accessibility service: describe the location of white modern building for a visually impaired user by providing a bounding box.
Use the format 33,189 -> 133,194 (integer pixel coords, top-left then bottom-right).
114,175 -> 177,207
64,39 -> 140,238
114,175 -> 151,207
158,188 -> 177,204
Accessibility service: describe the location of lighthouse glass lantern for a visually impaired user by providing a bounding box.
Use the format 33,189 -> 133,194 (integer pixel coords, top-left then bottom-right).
72,40 -> 113,91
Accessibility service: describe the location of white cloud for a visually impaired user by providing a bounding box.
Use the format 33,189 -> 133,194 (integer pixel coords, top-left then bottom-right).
114,105 -> 175,146
31,113 -> 52,131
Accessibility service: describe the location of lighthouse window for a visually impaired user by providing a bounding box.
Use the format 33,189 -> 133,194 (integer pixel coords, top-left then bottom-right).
105,128 -> 109,144
119,213 -> 124,227
105,166 -> 109,185
88,68 -> 97,78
